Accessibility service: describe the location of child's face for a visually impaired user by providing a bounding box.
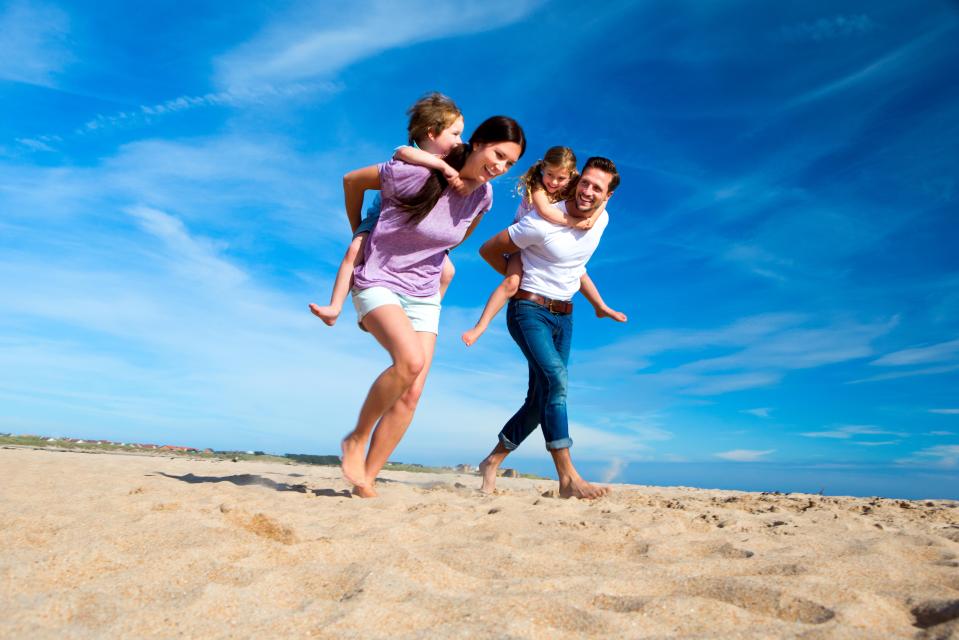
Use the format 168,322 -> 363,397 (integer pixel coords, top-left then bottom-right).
427,115 -> 464,156
542,164 -> 573,195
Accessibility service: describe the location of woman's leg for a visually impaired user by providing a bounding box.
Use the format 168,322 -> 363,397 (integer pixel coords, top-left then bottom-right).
309,233 -> 366,326
462,253 -> 524,346
340,304 -> 425,490
362,330 -> 437,490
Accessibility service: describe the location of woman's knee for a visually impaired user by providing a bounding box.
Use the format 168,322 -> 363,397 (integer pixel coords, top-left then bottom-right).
394,351 -> 425,385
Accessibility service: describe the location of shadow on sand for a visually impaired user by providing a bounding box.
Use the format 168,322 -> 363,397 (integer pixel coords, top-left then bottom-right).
152,472 -> 359,498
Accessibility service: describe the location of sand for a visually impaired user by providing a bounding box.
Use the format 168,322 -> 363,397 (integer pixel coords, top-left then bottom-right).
1,446 -> 958,639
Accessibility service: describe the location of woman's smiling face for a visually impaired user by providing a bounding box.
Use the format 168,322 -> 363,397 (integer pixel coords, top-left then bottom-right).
461,141 -> 523,183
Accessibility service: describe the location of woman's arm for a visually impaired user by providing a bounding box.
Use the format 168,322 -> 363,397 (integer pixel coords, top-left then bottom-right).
579,273 -> 627,322
343,165 -> 381,232
393,146 -> 467,195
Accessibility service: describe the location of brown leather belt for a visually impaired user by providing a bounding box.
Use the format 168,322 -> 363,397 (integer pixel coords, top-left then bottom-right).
512,289 -> 573,314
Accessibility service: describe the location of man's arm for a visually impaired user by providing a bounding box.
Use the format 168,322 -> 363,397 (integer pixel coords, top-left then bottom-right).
343,164 -> 381,232
479,229 -> 521,276
579,273 -> 627,322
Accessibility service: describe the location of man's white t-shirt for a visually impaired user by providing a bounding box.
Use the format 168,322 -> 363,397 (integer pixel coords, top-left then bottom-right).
507,201 -> 609,301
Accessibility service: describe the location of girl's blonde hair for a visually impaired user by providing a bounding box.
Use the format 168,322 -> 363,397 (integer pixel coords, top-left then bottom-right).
407,92 -> 462,146
516,146 -> 578,203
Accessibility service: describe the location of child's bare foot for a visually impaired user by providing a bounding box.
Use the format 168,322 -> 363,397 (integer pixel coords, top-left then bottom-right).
595,306 -> 627,323
559,477 -> 610,500
309,303 -> 341,326
340,435 -> 367,488
461,326 -> 485,347
478,457 -> 499,493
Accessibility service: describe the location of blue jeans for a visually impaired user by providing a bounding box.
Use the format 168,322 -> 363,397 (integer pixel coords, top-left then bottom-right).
499,299 -> 574,451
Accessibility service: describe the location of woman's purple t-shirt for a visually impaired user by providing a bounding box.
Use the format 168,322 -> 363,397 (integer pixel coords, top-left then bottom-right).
353,160 -> 493,297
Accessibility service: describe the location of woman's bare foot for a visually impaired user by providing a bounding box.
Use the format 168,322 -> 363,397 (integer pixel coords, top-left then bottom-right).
461,325 -> 486,347
352,484 -> 378,498
340,435 -> 368,488
309,303 -> 341,326
559,476 -> 610,500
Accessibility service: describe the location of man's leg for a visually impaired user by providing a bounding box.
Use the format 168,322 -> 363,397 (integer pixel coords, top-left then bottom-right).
479,360 -> 540,493
544,312 -> 608,499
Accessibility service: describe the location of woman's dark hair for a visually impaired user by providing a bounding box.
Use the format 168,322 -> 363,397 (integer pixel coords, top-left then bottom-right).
396,116 -> 526,223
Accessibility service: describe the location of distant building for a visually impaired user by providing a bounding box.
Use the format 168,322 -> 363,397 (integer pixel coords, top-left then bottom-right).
501,468 -> 519,478
455,464 -> 474,473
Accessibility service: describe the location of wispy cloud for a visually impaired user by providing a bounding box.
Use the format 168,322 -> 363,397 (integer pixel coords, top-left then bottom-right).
930,409 -> 959,415
742,408 -> 772,418
715,449 -> 775,462
600,458 -> 627,483
0,0 -> 73,87
779,15 -> 877,43
214,0 -> 544,91
913,445 -> 959,468
801,425 -> 906,439
871,338 -> 959,366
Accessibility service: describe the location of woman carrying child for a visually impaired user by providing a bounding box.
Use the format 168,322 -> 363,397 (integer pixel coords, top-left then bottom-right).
309,92 -> 467,326
339,116 -> 527,497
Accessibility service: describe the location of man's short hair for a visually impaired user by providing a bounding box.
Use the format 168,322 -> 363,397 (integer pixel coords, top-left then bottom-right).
582,156 -> 620,193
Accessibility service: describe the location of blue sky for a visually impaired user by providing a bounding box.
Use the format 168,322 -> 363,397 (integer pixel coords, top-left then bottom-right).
2,0 -> 958,499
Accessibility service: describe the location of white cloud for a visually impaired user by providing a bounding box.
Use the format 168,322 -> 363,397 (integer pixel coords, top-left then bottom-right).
0,0 -> 73,87
715,449 -> 775,462
930,409 -> 959,415
742,407 -> 772,418
800,425 -> 906,439
871,338 -> 959,366
214,0 -> 544,91
914,445 -> 959,468
600,458 -> 627,483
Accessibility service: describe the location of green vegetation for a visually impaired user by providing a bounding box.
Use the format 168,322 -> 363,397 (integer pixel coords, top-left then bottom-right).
0,433 -> 547,479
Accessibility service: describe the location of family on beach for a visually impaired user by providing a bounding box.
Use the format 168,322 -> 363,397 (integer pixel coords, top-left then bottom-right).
308,93 -> 626,499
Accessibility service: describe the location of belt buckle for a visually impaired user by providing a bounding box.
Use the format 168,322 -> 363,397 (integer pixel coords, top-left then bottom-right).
547,299 -> 557,313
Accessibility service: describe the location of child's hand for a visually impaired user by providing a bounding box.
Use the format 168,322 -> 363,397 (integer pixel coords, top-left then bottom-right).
595,306 -> 627,322
442,165 -> 469,196
571,216 -> 594,230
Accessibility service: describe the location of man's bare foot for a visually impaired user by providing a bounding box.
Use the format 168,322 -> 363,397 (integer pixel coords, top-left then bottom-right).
595,306 -> 627,322
461,325 -> 487,347
478,456 -> 500,493
340,435 -> 368,487
309,303 -> 340,327
559,476 -> 610,500
352,484 -> 378,498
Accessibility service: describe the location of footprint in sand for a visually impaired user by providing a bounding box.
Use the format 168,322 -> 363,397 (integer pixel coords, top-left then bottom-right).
910,598 -> 959,630
593,594 -> 650,613
684,578 -> 835,624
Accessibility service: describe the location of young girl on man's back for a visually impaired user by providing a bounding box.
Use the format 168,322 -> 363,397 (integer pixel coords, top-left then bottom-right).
461,146 -> 625,346
310,92 -> 467,326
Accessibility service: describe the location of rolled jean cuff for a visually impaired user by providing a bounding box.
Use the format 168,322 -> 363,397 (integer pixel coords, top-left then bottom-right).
498,432 -> 519,451
545,437 -> 573,451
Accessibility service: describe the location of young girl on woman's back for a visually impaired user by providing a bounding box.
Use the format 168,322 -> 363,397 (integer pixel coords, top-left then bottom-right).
461,146 -> 623,346
310,92 -> 467,326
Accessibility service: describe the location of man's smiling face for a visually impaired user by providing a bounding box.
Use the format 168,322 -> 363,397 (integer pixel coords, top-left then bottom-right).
570,167 -> 613,216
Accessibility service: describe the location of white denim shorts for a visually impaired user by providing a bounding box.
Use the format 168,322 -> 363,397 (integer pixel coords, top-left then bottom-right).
352,286 -> 441,335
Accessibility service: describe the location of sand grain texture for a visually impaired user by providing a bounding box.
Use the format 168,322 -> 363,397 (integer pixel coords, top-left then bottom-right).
2,447 -> 958,639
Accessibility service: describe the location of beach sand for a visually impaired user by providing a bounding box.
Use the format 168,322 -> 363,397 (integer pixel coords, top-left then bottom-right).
1,446 -> 957,639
